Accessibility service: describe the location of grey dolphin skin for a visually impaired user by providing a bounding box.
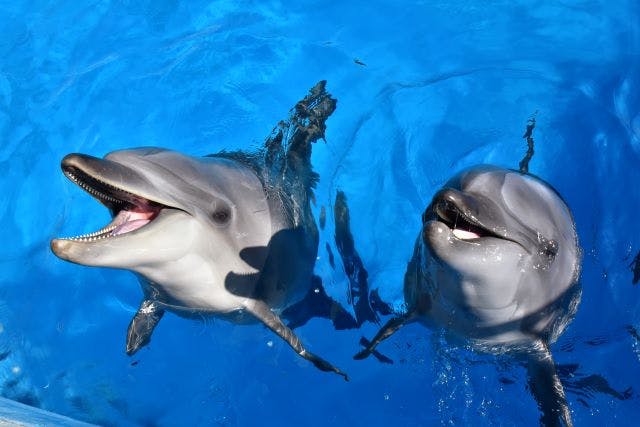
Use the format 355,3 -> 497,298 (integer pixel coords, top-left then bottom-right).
50,81 -> 349,380
355,166 -> 581,426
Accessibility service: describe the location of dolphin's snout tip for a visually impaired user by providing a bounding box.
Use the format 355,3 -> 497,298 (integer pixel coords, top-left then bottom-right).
60,152 -> 104,172
439,188 -> 467,207
50,238 -> 68,256
422,220 -> 450,243
60,153 -> 81,169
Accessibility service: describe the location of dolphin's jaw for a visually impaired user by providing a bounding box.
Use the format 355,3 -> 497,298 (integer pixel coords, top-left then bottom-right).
53,163 -> 166,244
55,208 -> 161,243
428,194 -> 526,252
432,198 -> 498,241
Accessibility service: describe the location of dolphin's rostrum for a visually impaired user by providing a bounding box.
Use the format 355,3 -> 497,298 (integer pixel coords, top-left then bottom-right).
50,81 -> 349,380
355,166 -> 582,426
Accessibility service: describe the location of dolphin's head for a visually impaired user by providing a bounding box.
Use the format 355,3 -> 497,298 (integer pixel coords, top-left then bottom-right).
51,148 -> 271,310
418,165 -> 581,343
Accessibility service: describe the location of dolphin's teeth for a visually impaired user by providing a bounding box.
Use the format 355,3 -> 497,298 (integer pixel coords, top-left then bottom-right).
61,167 -> 160,242
64,170 -> 126,205
62,224 -> 119,242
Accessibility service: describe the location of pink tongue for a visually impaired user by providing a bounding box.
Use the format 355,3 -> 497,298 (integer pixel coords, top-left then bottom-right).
111,210 -> 156,236
113,219 -> 151,235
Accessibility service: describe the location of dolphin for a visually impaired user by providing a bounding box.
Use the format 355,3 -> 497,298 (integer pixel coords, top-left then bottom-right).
50,81 -> 349,380
355,165 -> 582,426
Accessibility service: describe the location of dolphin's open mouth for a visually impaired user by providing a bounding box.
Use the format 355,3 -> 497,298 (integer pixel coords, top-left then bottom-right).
57,164 -> 164,242
434,199 -> 501,241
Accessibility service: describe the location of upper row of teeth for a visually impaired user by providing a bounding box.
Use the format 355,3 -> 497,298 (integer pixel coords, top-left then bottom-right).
65,225 -> 117,242
66,172 -> 134,204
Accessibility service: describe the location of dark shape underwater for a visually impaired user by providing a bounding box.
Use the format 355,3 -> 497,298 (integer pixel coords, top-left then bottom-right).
628,250 -> 640,284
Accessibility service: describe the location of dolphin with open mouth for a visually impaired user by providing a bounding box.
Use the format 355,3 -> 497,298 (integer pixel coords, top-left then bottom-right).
50,81 -> 349,380
355,166 -> 582,425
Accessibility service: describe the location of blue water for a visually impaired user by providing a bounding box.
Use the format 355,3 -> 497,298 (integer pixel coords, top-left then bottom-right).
1,1 -> 639,425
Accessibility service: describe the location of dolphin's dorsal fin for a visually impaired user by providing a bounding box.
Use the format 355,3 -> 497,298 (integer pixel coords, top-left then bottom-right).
264,80 -> 336,181
209,81 -> 336,227
126,300 -> 165,356
259,80 -> 336,205
525,339 -> 573,427
519,113 -> 536,174
243,298 -> 349,381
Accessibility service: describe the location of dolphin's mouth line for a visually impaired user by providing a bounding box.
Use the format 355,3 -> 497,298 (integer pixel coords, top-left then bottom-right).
435,200 -> 502,241
57,166 -> 166,242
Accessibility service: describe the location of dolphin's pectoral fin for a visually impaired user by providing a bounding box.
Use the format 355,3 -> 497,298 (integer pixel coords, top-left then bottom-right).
245,299 -> 349,381
524,340 -> 573,427
282,275 -> 357,330
126,300 -> 165,356
353,314 -> 410,361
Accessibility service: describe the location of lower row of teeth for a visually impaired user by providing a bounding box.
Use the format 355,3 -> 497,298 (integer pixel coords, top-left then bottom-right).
66,225 -> 117,241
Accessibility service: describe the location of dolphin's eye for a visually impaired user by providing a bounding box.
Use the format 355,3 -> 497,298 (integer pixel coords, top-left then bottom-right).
212,209 -> 231,224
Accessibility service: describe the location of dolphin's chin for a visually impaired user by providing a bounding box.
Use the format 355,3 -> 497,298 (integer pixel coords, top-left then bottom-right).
53,206 -> 163,244
50,208 -> 191,267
